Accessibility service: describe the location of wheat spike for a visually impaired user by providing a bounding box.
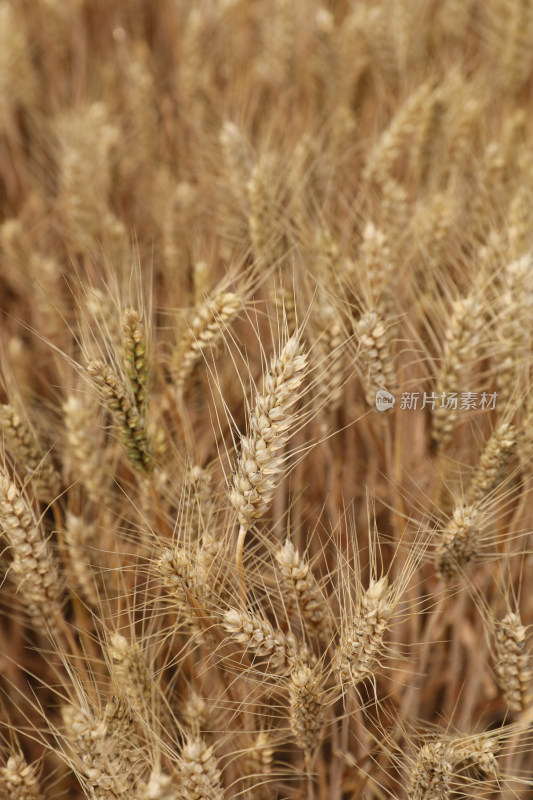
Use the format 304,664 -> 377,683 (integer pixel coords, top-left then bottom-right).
62,394 -> 109,503
231,335 -> 308,584
62,698 -> 138,800
63,512 -> 100,607
179,737 -> 224,800
355,311 -> 398,406
0,404 -> 61,503
495,612 -> 532,713
141,770 -> 179,800
432,291 -> 485,447
1,754 -> 43,800
223,607 -> 297,673
241,731 -> 274,799
335,577 -> 392,687
276,540 -> 333,643
436,503 -> 481,580
107,632 -> 152,716
122,308 -> 149,417
0,473 -> 63,628
289,664 -> 325,758
451,733 -> 500,780
465,422 -> 516,505
171,291 -> 240,391
408,740 -> 453,800
86,359 -> 153,472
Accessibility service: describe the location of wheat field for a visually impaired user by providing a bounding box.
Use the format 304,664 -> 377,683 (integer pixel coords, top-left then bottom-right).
1,1 -> 533,798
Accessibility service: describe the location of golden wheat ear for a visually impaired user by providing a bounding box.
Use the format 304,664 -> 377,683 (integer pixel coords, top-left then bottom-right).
230,334 -> 308,601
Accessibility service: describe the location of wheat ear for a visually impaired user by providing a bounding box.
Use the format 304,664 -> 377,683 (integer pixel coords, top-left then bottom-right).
432,291 -> 484,447
0,473 -> 63,629
465,422 -> 517,505
231,335 -> 308,595
122,307 -> 149,416
1,754 -> 43,800
62,698 -> 139,800
408,740 -> 453,800
0,403 -> 61,503
288,663 -> 326,761
178,737 -> 224,800
107,632 -> 153,717
223,607 -> 298,673
335,576 -> 392,688
495,612 -> 532,714
435,503 -> 480,580
171,291 -> 241,392
86,359 -> 153,472
451,733 -> 500,780
276,539 -> 333,644
355,311 -> 398,406
241,731 -> 274,799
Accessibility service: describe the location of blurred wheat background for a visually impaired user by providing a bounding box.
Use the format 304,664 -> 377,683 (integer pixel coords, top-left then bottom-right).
1,0 -> 533,797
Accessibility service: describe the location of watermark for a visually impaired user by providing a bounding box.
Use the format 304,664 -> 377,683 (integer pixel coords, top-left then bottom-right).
375,390 -> 498,412
375,389 -> 396,412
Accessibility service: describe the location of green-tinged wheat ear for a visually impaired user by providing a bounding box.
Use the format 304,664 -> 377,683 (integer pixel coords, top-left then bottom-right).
1,753 -> 43,800
178,737 -> 224,800
495,612 -> 532,714
86,359 -> 154,472
122,307 -> 149,417
334,577 -> 392,688
0,403 -> 61,504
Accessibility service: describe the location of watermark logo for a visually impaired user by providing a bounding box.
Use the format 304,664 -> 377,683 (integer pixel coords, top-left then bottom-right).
375,389 -> 396,412
373,390 -> 499,412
